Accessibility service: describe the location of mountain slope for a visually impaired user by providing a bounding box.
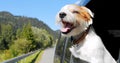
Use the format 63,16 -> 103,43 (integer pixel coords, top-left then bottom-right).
0,11 -> 58,39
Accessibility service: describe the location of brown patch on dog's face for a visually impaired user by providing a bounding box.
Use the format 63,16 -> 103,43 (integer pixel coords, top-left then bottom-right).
68,5 -> 92,23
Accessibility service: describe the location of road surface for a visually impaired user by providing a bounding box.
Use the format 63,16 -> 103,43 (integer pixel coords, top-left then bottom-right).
39,47 -> 55,63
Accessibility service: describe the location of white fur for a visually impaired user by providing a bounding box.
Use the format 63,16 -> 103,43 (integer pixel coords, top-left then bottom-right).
69,29 -> 116,63
56,4 -> 117,63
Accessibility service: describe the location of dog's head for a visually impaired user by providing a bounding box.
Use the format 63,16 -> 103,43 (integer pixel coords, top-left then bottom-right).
56,4 -> 94,37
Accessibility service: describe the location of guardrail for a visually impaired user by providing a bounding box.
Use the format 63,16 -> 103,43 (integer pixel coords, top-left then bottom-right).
1,49 -> 40,63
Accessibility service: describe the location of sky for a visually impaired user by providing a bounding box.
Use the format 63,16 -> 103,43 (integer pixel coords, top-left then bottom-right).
0,0 -> 78,30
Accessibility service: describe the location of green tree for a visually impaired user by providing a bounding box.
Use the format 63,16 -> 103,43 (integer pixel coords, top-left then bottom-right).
32,27 -> 53,48
15,23 -> 36,51
20,23 -> 34,40
10,38 -> 34,56
16,28 -> 21,39
0,24 -> 13,50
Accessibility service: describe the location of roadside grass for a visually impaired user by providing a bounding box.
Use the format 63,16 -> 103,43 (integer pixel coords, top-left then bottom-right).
35,50 -> 44,63
0,49 -> 45,63
18,50 -> 41,63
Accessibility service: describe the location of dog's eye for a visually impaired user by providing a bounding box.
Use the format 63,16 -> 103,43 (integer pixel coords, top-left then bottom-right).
72,11 -> 79,14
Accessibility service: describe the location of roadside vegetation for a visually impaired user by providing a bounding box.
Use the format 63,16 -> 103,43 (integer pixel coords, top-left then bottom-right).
18,50 -> 42,63
0,23 -> 54,62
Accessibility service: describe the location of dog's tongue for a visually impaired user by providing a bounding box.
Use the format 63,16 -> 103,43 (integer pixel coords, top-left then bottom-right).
61,27 -> 70,32
60,23 -> 72,32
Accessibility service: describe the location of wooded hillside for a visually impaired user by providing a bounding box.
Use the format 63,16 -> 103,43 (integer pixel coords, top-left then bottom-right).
0,11 -> 58,62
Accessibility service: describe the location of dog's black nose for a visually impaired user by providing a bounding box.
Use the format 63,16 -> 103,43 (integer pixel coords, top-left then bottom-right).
59,12 -> 66,18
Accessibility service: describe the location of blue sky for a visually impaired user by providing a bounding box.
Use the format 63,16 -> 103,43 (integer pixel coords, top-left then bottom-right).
0,0 -> 77,30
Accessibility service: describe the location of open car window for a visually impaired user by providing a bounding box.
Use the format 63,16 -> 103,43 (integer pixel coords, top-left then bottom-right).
54,36 -> 88,63
54,36 -> 72,63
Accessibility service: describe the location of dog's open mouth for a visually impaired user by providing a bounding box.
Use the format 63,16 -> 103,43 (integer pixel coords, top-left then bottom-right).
61,20 -> 75,34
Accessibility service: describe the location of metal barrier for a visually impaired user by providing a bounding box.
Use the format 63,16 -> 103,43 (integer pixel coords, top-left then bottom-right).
1,49 -> 40,63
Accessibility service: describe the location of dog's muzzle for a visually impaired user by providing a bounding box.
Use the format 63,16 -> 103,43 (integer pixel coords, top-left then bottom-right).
58,12 -> 76,34
59,12 -> 67,18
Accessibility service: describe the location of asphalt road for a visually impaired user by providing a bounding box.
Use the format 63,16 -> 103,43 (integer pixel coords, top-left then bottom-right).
39,47 -> 55,63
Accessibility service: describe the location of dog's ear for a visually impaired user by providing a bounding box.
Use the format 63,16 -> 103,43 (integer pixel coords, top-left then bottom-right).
81,7 -> 94,18
81,6 -> 94,18
80,6 -> 94,25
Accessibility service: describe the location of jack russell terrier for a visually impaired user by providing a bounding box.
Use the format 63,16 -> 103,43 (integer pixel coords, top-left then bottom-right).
56,4 -> 117,63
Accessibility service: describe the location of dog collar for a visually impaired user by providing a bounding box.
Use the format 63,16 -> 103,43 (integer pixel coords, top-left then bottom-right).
71,25 -> 92,45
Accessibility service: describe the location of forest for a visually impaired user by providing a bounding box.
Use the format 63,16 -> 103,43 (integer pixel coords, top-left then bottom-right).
0,11 -> 58,62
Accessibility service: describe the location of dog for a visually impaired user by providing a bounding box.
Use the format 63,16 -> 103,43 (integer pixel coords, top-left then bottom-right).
56,4 -> 117,63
